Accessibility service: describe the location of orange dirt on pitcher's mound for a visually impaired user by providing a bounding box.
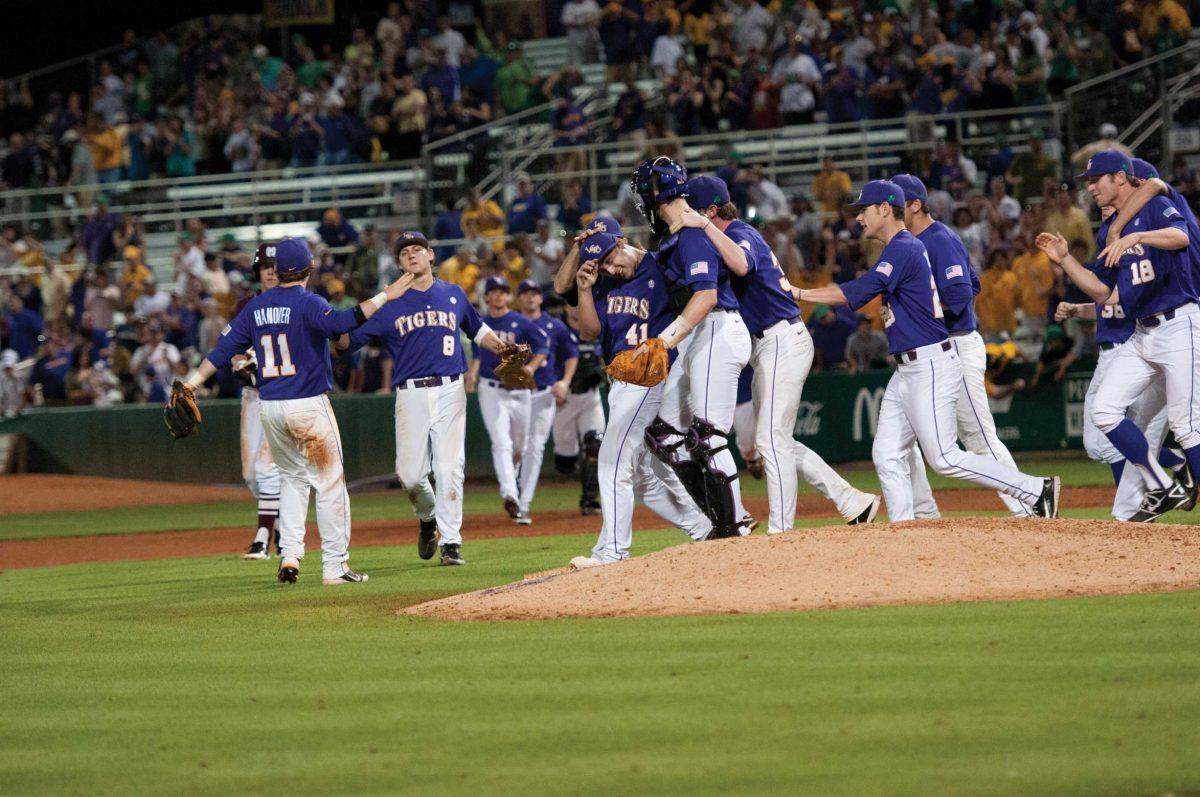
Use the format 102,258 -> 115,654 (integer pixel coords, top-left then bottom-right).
404,518 -> 1200,621
0,475 -> 246,514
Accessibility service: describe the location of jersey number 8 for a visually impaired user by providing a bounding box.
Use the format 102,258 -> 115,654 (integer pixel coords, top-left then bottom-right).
259,333 -> 296,378
443,335 -> 455,356
1130,259 -> 1155,285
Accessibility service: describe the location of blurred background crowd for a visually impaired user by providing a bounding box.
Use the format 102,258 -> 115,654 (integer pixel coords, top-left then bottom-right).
2,0 -> 1199,414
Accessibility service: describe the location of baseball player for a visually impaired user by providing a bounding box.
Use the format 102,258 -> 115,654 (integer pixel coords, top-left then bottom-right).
236,244 -> 282,559
683,175 -> 881,531
182,237 -> 415,584
552,303 -> 607,514
515,279 -> 576,523
336,232 -> 520,566
1040,150 -> 1199,520
552,215 -> 626,304
797,180 -> 1061,520
569,232 -> 714,568
890,173 -> 1033,517
466,275 -> 550,522
630,157 -> 753,539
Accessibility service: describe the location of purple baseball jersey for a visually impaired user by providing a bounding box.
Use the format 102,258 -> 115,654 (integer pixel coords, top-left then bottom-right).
725,219 -> 800,336
1090,216 -> 1135,346
344,280 -> 484,385
1094,195 -> 1195,319
840,230 -> 948,354
916,220 -> 977,335
528,312 -> 573,389
471,310 -> 550,375
594,251 -> 676,365
654,227 -> 740,311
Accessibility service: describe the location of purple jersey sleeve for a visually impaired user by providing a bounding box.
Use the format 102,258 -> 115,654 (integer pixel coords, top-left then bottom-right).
840,258 -> 898,310
457,286 -> 484,339
205,304 -> 255,368
304,293 -> 362,337
344,308 -> 392,354
675,228 -> 719,291
520,315 -> 551,356
557,320 -> 579,362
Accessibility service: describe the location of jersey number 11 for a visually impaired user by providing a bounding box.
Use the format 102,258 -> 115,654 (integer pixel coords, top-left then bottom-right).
259,334 -> 296,378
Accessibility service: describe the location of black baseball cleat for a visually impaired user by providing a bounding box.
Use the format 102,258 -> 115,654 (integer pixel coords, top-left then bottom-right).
244,541 -> 269,560
1170,449 -> 1198,511
503,497 -> 520,520
847,495 -> 882,525
746,457 -> 765,480
323,569 -> 369,585
580,499 -> 601,516
1129,481 -> 1191,522
277,557 -> 300,584
418,518 -> 440,560
1031,476 -> 1061,518
440,543 -> 466,566
704,525 -> 741,540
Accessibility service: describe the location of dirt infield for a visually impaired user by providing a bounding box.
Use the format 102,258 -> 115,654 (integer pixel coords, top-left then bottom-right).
0,475 -> 245,514
0,483 -> 1117,570
405,518 -> 1200,621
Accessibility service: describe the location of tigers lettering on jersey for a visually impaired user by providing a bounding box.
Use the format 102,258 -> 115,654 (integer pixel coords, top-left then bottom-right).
594,251 -> 677,365
606,295 -> 652,319
393,309 -> 459,336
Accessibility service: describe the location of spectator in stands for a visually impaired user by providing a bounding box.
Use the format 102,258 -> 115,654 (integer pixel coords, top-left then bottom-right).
224,119 -> 259,173
506,174 -> 547,235
317,209 -> 360,248
29,327 -> 73,405
39,260 -> 72,325
173,231 -> 206,293
433,17 -> 468,68
162,116 -> 196,178
81,269 -> 120,345
1006,129 -> 1056,206
459,46 -> 499,106
1140,0 -> 1191,41
131,323 -> 180,403
217,234 -> 249,275
1069,123 -> 1132,172
119,247 -> 153,306
562,0 -> 602,65
600,0 -> 641,84
808,305 -> 853,372
729,0 -> 774,55
865,51 -> 907,120
772,35 -> 822,126
976,249 -> 1021,339
845,315 -> 890,373
84,113 -> 123,185
496,42 -> 541,115
527,219 -> 564,286
1042,182 -> 1095,259
347,225 -> 386,298
498,236 -> 529,290
0,349 -> 24,416
810,156 -> 852,215
202,254 -> 231,300
82,196 -> 119,265
2,132 -> 36,192
133,277 -> 170,320
1012,232 -> 1055,340
255,95 -> 291,170
557,180 -> 592,234
65,128 -> 97,208
551,90 -> 589,173
438,247 -> 481,297
164,286 -> 200,352
747,167 -> 788,221
824,65 -> 865,125
986,175 -> 1022,241
951,206 -> 990,270
288,98 -> 323,168
6,294 -> 42,359
1028,324 -> 1078,389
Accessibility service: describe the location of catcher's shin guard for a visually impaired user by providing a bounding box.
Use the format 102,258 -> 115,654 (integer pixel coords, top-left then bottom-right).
554,454 -> 578,476
645,417 -> 711,518
685,418 -> 741,539
580,431 -> 602,506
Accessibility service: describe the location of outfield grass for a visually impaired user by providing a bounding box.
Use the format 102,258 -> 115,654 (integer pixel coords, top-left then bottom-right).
2,528 -> 1199,795
0,457 -> 1115,541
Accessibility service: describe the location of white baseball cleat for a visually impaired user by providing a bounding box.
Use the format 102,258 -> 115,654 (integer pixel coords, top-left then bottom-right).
514,512 -> 532,526
569,556 -> 606,571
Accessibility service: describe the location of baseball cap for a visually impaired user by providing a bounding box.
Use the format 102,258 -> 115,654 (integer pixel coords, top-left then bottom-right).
1132,157 -> 1160,180
889,174 -> 928,203
579,232 -> 620,263
586,215 -> 623,238
484,274 -> 510,293
518,279 -> 542,294
847,180 -> 906,209
273,237 -> 314,273
1076,149 -> 1133,180
394,231 -> 432,253
685,176 -> 731,210
1,349 -> 17,368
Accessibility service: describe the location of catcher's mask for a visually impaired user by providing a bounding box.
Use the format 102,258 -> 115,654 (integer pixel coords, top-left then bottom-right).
631,156 -> 689,238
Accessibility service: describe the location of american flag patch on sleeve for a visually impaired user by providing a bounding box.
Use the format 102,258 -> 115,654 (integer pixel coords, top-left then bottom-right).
689,261 -> 709,275
221,324 -> 232,336
946,265 -> 964,279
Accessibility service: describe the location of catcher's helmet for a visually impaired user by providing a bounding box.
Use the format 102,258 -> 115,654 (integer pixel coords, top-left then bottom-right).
631,156 -> 689,237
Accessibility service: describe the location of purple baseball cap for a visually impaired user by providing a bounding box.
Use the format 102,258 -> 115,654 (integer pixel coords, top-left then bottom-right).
685,175 -> 731,210
484,275 -> 510,293
273,237 -> 313,273
889,173 -> 928,203
1131,158 -> 1159,180
847,180 -> 906,209
586,215 -> 623,238
579,232 -> 620,263
394,231 -> 432,252
1076,149 -> 1133,180
518,279 -> 542,294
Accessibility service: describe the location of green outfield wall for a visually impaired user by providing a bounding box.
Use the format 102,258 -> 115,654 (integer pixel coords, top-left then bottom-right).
0,363 -> 1093,484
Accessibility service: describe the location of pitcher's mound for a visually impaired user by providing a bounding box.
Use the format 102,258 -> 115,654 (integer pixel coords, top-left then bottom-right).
404,518 -> 1200,621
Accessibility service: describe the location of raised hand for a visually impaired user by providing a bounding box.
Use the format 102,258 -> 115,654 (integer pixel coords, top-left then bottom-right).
1035,232 -> 1069,264
576,259 -> 599,290
383,272 -> 416,300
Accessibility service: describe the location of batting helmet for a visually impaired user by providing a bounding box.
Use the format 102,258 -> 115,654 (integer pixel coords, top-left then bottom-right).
252,242 -> 278,277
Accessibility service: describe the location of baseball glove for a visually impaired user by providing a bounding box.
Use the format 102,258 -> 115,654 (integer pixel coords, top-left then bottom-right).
606,338 -> 669,387
164,379 -> 202,439
494,343 -> 535,389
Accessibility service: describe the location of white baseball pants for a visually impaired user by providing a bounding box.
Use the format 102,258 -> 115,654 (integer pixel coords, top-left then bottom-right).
394,378 -> 467,546
518,387 -> 557,513
477,379 -> 531,501
872,342 -> 1046,521
593,380 -> 713,562
751,319 -> 874,531
733,400 -> 756,461
260,395 -> 352,578
240,386 -> 281,499
552,389 -> 605,457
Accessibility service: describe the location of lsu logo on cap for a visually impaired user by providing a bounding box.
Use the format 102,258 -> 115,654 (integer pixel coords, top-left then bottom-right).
585,244 -> 602,255
946,264 -> 964,279
689,261 -> 709,275
876,261 -> 893,277
1086,157 -> 1093,171
591,221 -> 607,232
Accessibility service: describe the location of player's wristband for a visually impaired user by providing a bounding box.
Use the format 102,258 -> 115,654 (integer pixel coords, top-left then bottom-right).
474,323 -> 494,346
659,316 -> 694,349
368,292 -> 387,312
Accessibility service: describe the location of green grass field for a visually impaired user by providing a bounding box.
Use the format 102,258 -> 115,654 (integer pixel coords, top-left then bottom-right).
3,457 -> 1199,795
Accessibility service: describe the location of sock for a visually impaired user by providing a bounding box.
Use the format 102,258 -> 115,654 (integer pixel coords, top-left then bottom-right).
1103,419 -> 1171,490
253,526 -> 268,545
1109,460 -> 1126,486
257,491 -> 279,545
1184,445 -> 1200,484
1158,447 -> 1185,471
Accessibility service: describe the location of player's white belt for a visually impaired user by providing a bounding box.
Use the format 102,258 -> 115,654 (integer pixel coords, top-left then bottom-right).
752,316 -> 802,340
897,339 -> 952,364
1137,302 -> 1197,328
397,374 -> 461,390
